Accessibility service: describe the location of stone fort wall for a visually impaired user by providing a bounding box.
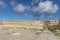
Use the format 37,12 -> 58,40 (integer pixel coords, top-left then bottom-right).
0,20 -> 60,29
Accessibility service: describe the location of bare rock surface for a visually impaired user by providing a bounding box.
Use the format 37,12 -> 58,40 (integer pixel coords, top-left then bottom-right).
0,28 -> 60,40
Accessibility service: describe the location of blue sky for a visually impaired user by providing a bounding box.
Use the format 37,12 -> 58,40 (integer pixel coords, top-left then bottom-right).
0,0 -> 60,20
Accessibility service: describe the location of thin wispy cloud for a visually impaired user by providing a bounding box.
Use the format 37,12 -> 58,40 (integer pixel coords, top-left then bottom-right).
10,0 -> 16,6
0,0 -> 7,8
24,14 -> 33,17
31,0 -> 40,5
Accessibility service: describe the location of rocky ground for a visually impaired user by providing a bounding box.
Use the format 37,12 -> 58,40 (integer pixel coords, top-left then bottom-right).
0,27 -> 60,40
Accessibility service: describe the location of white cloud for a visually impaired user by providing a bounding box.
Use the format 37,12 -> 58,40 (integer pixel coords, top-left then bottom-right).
32,1 -> 59,19
33,1 -> 59,13
51,4 -> 59,13
14,4 -> 30,13
0,0 -> 7,8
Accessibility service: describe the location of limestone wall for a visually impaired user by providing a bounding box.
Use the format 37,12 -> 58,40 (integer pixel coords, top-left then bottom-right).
49,20 -> 59,26
0,20 -> 60,29
0,20 -> 44,29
